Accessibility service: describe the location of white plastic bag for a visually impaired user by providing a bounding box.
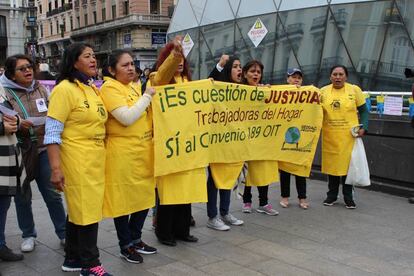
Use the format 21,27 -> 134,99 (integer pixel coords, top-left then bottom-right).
345,138 -> 371,186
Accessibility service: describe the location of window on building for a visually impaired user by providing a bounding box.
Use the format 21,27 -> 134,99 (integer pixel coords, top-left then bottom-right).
150,0 -> 159,14
0,16 -> 6,38
54,0 -> 58,8
48,1 -> 52,12
93,11 -> 96,23
70,16 -> 73,30
56,20 -> 59,33
38,5 -> 42,14
50,21 -> 53,34
84,13 -> 88,25
61,0 -> 64,6
102,7 -> 106,21
123,0 -> 129,15
76,16 -> 80,27
111,4 -> 116,18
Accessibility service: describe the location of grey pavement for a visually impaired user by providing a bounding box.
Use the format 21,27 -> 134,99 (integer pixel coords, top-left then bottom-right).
1,179 -> 414,276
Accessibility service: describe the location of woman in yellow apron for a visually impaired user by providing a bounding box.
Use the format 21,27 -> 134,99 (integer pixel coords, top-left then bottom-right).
320,65 -> 368,209
45,43 -> 112,276
205,54 -> 244,231
279,68 -> 310,209
150,37 -> 207,246
241,60 -> 279,216
100,50 -> 157,263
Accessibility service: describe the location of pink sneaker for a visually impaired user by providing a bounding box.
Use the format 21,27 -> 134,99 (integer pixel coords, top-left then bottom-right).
256,204 -> 279,216
242,203 -> 252,213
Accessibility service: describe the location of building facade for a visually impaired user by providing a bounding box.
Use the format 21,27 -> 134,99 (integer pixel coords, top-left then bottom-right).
167,0 -> 414,92
37,0 -> 174,71
0,0 -> 29,65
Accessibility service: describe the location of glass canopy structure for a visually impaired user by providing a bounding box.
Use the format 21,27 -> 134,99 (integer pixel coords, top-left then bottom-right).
168,0 -> 414,91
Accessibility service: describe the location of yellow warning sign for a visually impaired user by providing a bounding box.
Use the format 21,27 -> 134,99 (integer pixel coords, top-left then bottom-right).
184,34 -> 191,43
255,20 -> 262,29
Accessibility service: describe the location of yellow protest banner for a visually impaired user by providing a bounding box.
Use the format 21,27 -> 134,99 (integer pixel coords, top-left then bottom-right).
152,80 -> 323,177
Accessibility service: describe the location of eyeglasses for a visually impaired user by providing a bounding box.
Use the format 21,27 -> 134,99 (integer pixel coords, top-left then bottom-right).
16,64 -> 34,72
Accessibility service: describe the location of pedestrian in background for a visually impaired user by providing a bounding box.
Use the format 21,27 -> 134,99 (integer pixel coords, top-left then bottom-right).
0,83 -> 25,262
0,54 -> 66,253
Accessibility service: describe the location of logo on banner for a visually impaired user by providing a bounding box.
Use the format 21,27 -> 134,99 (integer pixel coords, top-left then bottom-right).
248,18 -> 268,47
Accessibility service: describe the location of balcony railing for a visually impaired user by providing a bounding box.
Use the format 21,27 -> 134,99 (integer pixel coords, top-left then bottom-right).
46,3 -> 72,17
321,57 -> 344,68
277,23 -> 304,40
311,15 -> 325,31
330,10 -> 348,26
71,13 -> 170,37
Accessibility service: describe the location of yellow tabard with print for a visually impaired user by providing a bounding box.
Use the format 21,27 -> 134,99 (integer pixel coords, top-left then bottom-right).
100,79 -> 155,217
320,83 -> 365,176
48,80 -> 107,225
149,70 -> 207,205
278,162 -> 311,177
246,160 -> 279,186
210,162 -> 244,190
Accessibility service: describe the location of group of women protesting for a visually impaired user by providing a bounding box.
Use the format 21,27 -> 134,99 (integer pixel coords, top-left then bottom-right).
0,35 -> 368,276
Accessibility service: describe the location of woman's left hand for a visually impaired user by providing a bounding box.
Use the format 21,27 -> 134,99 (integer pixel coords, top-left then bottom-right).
357,128 -> 366,137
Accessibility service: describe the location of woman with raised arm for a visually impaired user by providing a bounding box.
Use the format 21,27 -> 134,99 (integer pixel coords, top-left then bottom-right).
150,37 -> 206,246
205,54 -> 244,231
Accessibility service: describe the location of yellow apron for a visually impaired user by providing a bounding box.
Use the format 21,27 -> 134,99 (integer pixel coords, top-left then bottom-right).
210,162 -> 244,190
149,67 -> 207,205
48,80 -> 107,225
320,83 -> 365,176
278,161 -> 310,177
100,79 -> 155,218
246,160 -> 279,186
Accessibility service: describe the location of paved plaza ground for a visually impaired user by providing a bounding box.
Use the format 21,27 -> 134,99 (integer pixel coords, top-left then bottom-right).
1,179 -> 414,276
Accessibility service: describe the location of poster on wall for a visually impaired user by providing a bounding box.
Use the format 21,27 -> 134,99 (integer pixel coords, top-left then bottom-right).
383,96 -> 403,116
182,33 -> 194,57
248,18 -> 268,47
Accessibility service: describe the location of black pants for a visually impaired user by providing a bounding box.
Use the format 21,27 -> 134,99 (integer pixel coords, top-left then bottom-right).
280,170 -> 307,199
155,204 -> 191,241
65,218 -> 100,269
327,175 -> 353,202
243,185 -> 268,206
114,209 -> 149,249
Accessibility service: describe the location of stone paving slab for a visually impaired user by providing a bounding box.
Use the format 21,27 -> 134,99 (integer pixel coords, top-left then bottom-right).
1,179 -> 414,276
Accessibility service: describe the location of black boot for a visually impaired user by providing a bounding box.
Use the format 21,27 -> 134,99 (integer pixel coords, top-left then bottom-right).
0,245 -> 24,262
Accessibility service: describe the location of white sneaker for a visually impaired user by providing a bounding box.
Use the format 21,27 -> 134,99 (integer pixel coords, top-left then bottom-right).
206,217 -> 230,231
221,213 -> 244,226
21,237 -> 36,252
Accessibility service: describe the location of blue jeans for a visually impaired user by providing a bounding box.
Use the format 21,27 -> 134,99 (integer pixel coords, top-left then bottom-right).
0,195 -> 11,247
14,151 -> 66,239
114,209 -> 149,249
206,169 -> 231,219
